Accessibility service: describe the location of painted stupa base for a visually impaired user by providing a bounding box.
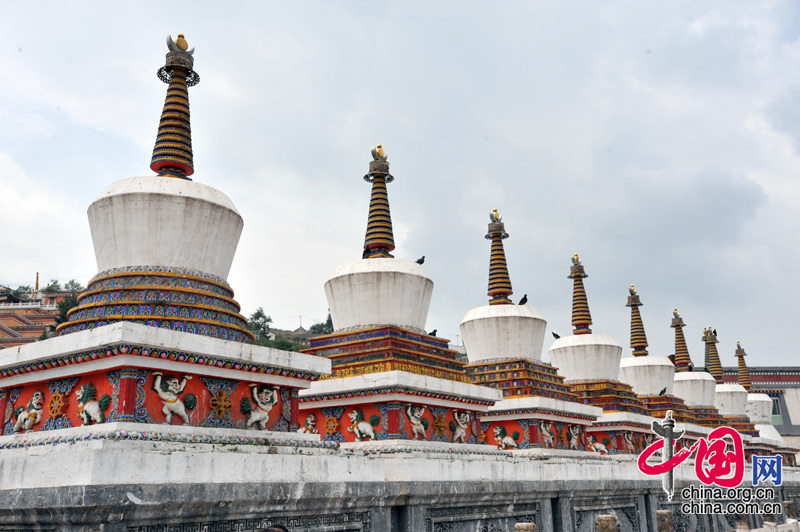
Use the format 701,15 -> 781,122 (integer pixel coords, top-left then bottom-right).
464,358 -> 579,401
637,394 -> 698,424
747,436 -> 800,466
298,370 -> 501,444
57,265 -> 253,343
689,404 -> 726,428
567,379 -> 649,415
721,415 -> 759,438
585,411 -> 661,455
0,322 -> 329,437
478,395 -> 601,451
303,326 -> 469,382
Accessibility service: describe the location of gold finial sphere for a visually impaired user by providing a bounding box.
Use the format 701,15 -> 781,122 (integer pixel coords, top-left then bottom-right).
175,33 -> 189,51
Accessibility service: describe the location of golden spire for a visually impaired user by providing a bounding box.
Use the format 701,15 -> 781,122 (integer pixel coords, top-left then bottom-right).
569,253 -> 592,334
735,341 -> 751,391
671,308 -> 692,372
363,144 -> 395,258
626,284 -> 648,356
485,209 -> 512,305
34,272 -> 39,293
151,33 -> 200,179
702,327 -> 724,384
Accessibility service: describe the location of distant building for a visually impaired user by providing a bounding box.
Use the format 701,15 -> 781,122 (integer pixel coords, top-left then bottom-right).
723,366 -> 800,445
0,289 -> 74,348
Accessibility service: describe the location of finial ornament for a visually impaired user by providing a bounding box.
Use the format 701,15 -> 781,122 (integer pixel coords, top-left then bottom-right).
371,144 -> 387,161
167,34 -> 195,55
151,33 -> 200,179
673,308 -> 679,318
362,144 -> 395,258
572,253 -> 581,266
737,340 -> 742,350
485,209 -> 512,304
629,284 -> 636,296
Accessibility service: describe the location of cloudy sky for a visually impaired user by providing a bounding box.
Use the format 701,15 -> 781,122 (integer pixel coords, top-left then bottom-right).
2,2 -> 799,367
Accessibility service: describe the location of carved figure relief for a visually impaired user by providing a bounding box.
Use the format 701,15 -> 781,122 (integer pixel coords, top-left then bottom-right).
240,384 -> 279,430
347,408 -> 380,441
450,410 -> 470,443
406,404 -> 428,440
566,424 -> 582,450
623,432 -> 637,454
151,372 -> 196,425
587,434 -> 610,454
75,383 -> 111,425
13,390 -> 45,433
539,421 -> 556,448
493,425 -> 519,449
297,413 -> 319,434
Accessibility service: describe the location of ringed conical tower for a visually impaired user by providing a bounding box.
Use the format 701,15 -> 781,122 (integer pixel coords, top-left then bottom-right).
713,340 -> 758,437
617,286 -> 695,424
460,212 -> 598,450
737,341 -> 785,442
670,309 -> 722,427
702,327 -> 724,384
56,35 -> 252,343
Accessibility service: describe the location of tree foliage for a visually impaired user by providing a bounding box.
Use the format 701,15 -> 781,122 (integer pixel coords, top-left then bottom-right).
11,285 -> 32,300
44,279 -> 62,292
55,295 -> 79,325
64,279 -> 85,293
247,307 -> 273,340
309,312 -> 334,335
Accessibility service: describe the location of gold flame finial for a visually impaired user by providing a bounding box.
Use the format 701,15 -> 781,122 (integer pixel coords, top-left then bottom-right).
629,283 -> 636,295
175,33 -> 189,51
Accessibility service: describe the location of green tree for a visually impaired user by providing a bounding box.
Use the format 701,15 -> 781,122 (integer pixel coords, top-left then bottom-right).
64,279 -> 85,293
247,307 -> 272,341
55,295 -> 79,325
44,279 -> 62,292
11,285 -> 32,300
309,312 -> 333,335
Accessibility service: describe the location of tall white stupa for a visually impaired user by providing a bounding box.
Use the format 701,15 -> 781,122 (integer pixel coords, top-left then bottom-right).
459,211 -> 600,451
298,147 -> 499,445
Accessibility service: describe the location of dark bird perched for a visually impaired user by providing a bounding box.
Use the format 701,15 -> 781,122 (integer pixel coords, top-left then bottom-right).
688,362 -> 694,372
416,256 -> 425,265
428,329 -> 437,337
658,387 -> 667,396
552,332 -> 561,339
713,328 -> 717,337
518,294 -> 528,305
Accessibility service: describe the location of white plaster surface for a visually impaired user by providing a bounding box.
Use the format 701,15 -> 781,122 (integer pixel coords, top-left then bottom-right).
459,304 -> 547,363
88,176 -> 243,280
714,383 -> 749,417
298,370 -> 501,408
754,424 -> 785,442
3,423 -> 800,491
672,371 -> 716,407
783,388 -> 800,425
594,411 -> 657,430
0,322 -> 331,387
485,396 -> 602,423
748,393 -> 774,424
618,356 -> 675,396
548,334 -> 622,382
325,259 -> 433,331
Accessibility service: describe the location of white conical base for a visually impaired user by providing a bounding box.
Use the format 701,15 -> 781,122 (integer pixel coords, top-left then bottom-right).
548,334 -> 622,382
460,304 -> 547,363
325,259 -> 433,331
618,356 -> 675,396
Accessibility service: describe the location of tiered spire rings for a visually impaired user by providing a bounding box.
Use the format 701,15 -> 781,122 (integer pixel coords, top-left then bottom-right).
485,209 -> 512,305
671,308 -> 692,372
569,254 -> 592,334
626,284 -> 648,356
735,341 -> 752,391
702,327 -> 724,384
362,144 -> 396,259
150,34 -> 200,180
